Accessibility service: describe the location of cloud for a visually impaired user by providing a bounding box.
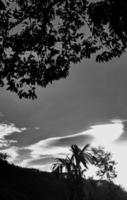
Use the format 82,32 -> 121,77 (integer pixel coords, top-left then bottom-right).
51,134 -> 93,147
89,119 -> 124,146
2,120 -> 126,189
9,130 -> 92,169
0,146 -> 19,163
0,122 -> 27,148
2,119 -> 124,175
27,156 -> 54,166
18,119 -> 123,170
113,120 -> 127,143
0,123 -> 26,138
24,131 -> 93,159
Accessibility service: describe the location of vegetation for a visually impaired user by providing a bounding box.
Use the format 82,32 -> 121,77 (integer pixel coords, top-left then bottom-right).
0,0 -> 127,99
52,144 -> 92,178
0,156 -> 68,200
91,146 -> 117,181
0,144 -> 126,200
52,144 -> 93,200
52,144 -> 119,200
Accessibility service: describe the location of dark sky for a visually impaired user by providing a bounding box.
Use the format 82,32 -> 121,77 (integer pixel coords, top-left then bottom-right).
1,54 -> 127,135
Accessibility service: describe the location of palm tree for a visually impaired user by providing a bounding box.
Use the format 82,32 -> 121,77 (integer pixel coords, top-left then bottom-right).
52,144 -> 93,179
52,144 -> 93,200
70,144 -> 93,180
52,156 -> 73,179
69,144 -> 93,200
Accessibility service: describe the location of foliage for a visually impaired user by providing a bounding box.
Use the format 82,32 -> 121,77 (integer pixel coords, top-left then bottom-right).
52,144 -> 117,182
0,159 -> 68,200
52,144 -> 93,200
0,152 -> 8,161
0,147 -> 125,200
91,146 -> 117,181
87,0 -> 127,62
0,0 -> 127,98
0,152 -> 9,165
52,156 -> 73,179
84,178 -> 127,200
70,144 -> 93,178
52,144 -> 93,180
52,144 -> 118,200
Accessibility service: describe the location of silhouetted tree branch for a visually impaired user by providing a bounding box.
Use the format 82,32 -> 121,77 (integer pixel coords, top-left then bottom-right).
0,0 -> 127,99
91,146 -> 117,182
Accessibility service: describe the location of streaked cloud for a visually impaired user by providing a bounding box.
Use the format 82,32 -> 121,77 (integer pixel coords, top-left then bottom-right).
1,119 -> 126,189
11,119 -> 123,170
23,131 -> 94,162
51,134 -> 93,147
28,156 -> 54,165
1,126 -> 94,169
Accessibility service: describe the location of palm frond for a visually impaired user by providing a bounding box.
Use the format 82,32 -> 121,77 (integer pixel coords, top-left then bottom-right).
80,144 -> 90,154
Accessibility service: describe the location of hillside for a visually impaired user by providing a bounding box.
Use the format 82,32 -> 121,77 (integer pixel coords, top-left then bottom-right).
0,159 -> 127,200
0,160 -> 68,200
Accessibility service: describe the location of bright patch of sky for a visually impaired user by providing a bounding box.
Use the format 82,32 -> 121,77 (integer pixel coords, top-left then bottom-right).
90,119 -> 124,146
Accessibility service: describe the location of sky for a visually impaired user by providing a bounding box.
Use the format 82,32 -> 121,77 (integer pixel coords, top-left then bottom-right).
0,52 -> 127,189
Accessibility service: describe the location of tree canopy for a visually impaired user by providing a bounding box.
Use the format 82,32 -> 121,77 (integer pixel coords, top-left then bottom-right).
0,0 -> 127,99
52,144 -> 93,179
91,146 -> 117,182
52,144 -> 117,200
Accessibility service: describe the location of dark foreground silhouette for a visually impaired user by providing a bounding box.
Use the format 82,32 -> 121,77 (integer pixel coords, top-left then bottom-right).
1,0 -> 127,99
0,159 -> 127,200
